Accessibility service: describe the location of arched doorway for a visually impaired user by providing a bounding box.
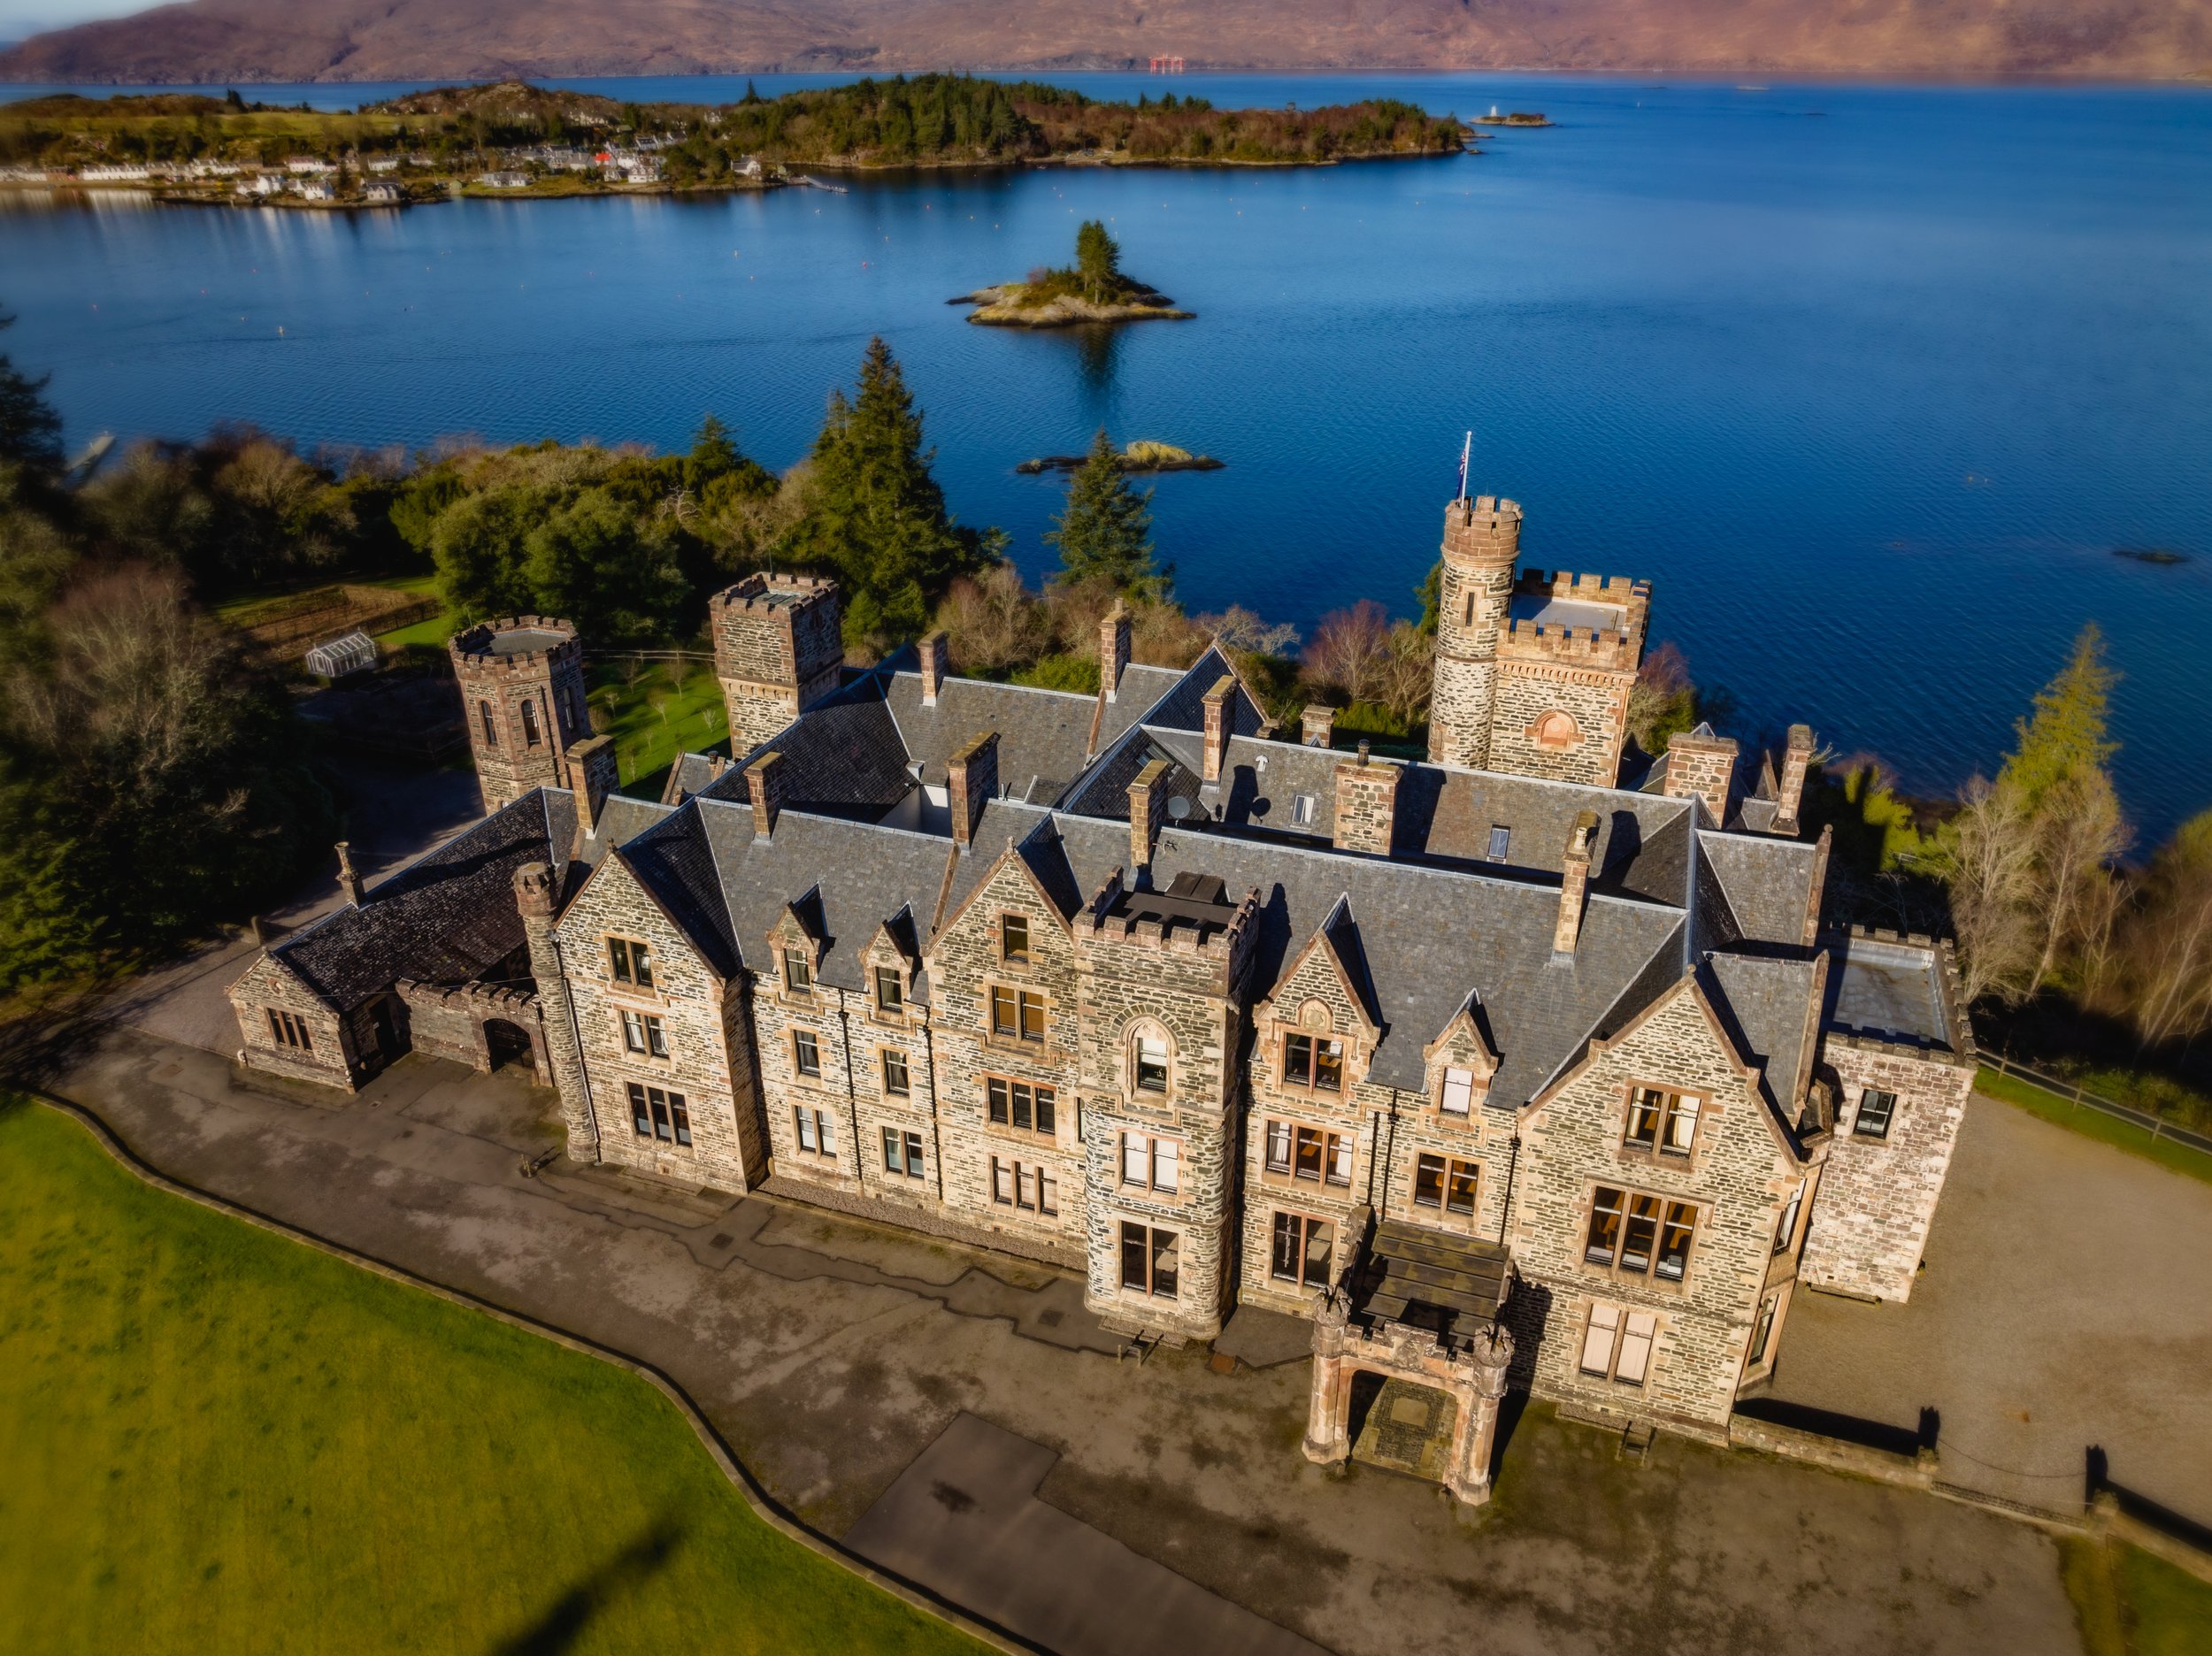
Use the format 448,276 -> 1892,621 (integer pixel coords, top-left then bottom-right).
1350,1376 -> 1461,1482
483,1017 -> 534,1073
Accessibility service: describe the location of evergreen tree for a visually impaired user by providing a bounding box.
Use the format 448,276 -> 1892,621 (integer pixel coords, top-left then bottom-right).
1999,624 -> 2119,807
779,338 -> 989,642
0,311 -> 65,477
1048,429 -> 1168,601
1073,221 -> 1122,302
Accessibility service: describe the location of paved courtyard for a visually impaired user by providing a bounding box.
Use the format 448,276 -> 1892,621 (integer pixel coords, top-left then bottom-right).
42,1030 -> 2110,1656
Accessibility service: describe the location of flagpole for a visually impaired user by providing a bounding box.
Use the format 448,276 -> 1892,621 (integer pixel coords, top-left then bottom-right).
1456,430 -> 1473,502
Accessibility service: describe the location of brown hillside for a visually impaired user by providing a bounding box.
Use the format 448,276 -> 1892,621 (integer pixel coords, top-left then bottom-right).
2,0 -> 2208,82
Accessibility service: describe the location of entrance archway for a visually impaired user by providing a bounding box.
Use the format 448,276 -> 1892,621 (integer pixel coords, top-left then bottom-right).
1350,1375 -> 1462,1482
484,1017 -> 534,1072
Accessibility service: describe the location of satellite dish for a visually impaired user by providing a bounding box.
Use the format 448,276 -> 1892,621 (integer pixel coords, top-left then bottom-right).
1167,797 -> 1192,821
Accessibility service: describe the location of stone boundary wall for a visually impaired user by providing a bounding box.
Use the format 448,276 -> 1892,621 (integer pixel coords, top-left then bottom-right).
396,978 -> 545,1074
26,1092 -> 1030,1656
1725,1413 -> 1935,1491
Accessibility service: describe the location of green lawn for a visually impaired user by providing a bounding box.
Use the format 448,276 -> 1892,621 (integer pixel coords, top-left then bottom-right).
2062,1537 -> 2212,1656
0,1099 -> 978,1656
1977,1067 -> 2212,1188
587,658 -> 728,796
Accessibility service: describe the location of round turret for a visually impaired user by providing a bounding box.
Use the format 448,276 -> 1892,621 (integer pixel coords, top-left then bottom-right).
1428,495 -> 1524,770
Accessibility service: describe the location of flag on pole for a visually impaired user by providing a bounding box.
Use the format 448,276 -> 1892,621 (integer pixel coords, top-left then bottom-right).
1456,431 -> 1473,502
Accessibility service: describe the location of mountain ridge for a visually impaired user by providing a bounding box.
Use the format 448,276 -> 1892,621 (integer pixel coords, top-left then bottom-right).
4,0 -> 2208,84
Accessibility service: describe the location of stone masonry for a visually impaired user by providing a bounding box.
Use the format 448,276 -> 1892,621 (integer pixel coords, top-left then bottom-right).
710,572 -> 845,753
449,617 -> 590,809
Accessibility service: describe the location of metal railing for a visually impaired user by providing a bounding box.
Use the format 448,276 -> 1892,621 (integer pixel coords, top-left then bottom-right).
1978,1051 -> 2212,1158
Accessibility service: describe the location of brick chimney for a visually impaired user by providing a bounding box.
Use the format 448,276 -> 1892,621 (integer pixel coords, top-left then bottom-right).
1664,727 -> 1739,826
1101,602 -> 1131,702
1554,809 -> 1599,958
1774,724 -> 1815,835
947,730 -> 999,850
1128,757 -> 1171,877
1202,674 -> 1235,784
918,630 -> 949,707
1332,743 -> 1399,855
334,841 -> 365,906
1302,705 -> 1335,748
748,751 -> 784,843
564,734 -> 617,845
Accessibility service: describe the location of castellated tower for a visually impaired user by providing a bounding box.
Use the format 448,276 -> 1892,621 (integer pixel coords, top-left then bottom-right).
450,617 -> 591,809
709,572 -> 845,753
1427,495 -> 1523,770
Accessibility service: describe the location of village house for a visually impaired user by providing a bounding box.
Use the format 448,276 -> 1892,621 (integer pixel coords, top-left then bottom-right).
227,493 -> 1975,1499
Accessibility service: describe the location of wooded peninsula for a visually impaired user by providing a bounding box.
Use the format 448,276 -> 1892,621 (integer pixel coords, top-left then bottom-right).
0,77 -> 1471,207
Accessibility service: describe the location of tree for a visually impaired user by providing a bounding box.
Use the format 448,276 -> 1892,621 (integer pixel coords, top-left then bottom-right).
778,338 -> 990,644
1048,430 -> 1166,600
1940,774 -> 2042,1006
1302,600 -> 1394,708
1999,624 -> 2118,809
0,310 -> 65,477
431,484 -> 542,623
2111,811 -> 2212,1049
1074,220 -> 1121,302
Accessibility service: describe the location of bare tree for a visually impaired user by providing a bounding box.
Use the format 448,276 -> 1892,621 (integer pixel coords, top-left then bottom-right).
2027,768 -> 2131,990
935,561 -> 1048,675
1302,600 -> 1394,707
1196,605 -> 1299,659
1941,775 -> 2042,1006
1379,618 -> 1434,730
2116,813 -> 2212,1049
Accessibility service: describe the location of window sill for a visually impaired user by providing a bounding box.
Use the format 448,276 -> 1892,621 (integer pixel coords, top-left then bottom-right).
1579,1262 -> 1692,1297
1258,1167 -> 1354,1195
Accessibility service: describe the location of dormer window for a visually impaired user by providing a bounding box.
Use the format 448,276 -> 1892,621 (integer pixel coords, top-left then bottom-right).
1440,1066 -> 1475,1116
1002,913 -> 1031,964
1624,1085 -> 1700,1157
783,951 -> 812,993
1284,1032 -> 1343,1092
1135,1033 -> 1169,1092
609,937 -> 653,988
873,964 -> 903,1014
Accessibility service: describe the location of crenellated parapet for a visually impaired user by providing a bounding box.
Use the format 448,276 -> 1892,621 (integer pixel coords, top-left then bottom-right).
449,616 -> 590,808
709,571 -> 845,751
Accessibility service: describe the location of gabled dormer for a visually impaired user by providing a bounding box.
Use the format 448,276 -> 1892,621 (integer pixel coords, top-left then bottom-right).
861,907 -> 923,1026
1421,993 -> 1502,1128
766,887 -> 826,1006
1255,897 -> 1384,1103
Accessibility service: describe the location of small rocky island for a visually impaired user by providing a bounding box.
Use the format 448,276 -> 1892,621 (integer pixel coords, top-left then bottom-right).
1018,440 -> 1223,474
957,221 -> 1192,328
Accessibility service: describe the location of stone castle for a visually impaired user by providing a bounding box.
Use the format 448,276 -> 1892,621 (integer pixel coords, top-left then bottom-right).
229,494 -> 1975,1503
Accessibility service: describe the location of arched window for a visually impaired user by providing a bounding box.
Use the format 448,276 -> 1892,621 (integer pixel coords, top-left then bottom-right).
521,698 -> 541,747
1529,709 -> 1581,752
1130,1024 -> 1171,1093
480,701 -> 498,748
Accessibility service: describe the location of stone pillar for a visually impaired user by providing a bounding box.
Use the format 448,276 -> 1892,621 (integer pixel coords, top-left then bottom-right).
514,861 -> 596,1162
1302,1289 -> 1354,1465
334,840 -> 366,906
1553,809 -> 1597,957
1202,675 -> 1234,784
1774,723 -> 1815,835
1100,602 -> 1131,702
918,630 -> 949,707
1443,1321 -> 1516,1507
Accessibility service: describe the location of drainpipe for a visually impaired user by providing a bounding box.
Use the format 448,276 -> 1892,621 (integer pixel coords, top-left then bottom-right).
835,988 -> 864,1197
547,931 -> 599,1159
1497,1132 -> 1523,1246
921,1016 -> 944,1203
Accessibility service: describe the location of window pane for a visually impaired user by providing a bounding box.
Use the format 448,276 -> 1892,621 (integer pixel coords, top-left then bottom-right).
1855,1090 -> 1897,1138
1750,1296 -> 1778,1363
883,1128 -> 902,1173
1135,1036 -> 1169,1092
905,1134 -> 925,1179
1153,1139 -> 1179,1194
669,1094 -> 690,1146
818,1112 -> 835,1155
1151,1230 -> 1179,1300
1486,825 -> 1510,862
1020,993 -> 1045,1041
1018,1165 -> 1038,1210
1579,1304 -> 1620,1376
991,987 -> 1015,1035
1586,1188 -> 1624,1265
1316,1040 -> 1343,1092
1662,1094 -> 1700,1156
1035,1087 -> 1056,1135
1038,1168 -> 1057,1215
1270,1212 -> 1301,1281
882,1050 -> 910,1096
647,1016 -> 668,1058
1002,915 -> 1029,962
1302,1220 -> 1335,1289
650,1094 -> 672,1141
1621,1195 -> 1660,1274
1414,1154 -> 1445,1208
521,699 -> 540,746
785,952 -> 810,991
1120,1222 -> 1147,1289
1284,1034 -> 1311,1087
794,1031 -> 819,1076
1616,1311 -> 1656,1384
1447,1162 -> 1479,1215
609,938 -> 630,983
1265,1121 -> 1292,1172
1774,1187 -> 1802,1254
1625,1087 -> 1663,1147
795,1108 -> 816,1151
1326,1134 -> 1352,1187
480,702 -> 498,747
632,944 -> 652,990
1442,1067 -> 1473,1115
1123,1135 -> 1148,1184
988,1077 -> 1009,1123
267,1008 -> 285,1045
994,1158 -> 1014,1205
630,1082 -> 650,1137
1657,1203 -> 1695,1281
1294,1127 -> 1323,1180
1010,1082 -> 1032,1131
876,966 -> 902,1011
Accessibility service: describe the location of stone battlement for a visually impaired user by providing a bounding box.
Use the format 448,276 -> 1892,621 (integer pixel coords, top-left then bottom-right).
1514,568 -> 1650,610
396,978 -> 541,1016
448,616 -> 581,671
710,571 -> 839,617
1500,617 -> 1641,669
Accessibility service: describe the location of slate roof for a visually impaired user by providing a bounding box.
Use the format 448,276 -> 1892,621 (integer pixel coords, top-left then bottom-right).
660,752 -> 728,805
880,671 -> 1103,804
1703,953 -> 1823,1119
711,693 -> 917,820
1697,831 -> 1820,948
274,789 -> 571,1009
1058,724 -> 1207,824
1140,647 -> 1270,740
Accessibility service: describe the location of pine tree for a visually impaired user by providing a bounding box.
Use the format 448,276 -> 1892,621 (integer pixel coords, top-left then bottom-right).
1998,624 -> 2119,808
1048,429 -> 1168,601
0,311 -> 64,477
1074,220 -> 1122,303
780,338 -> 988,642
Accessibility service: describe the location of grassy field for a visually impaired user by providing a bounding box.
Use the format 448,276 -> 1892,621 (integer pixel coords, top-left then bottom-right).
365,574 -> 457,650
2061,1536 -> 2212,1656
1977,1067 -> 2212,1188
587,657 -> 728,796
0,1098 -> 978,1656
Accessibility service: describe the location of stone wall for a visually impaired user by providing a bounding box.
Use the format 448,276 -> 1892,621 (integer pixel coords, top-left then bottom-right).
710,574 -> 844,752
449,617 -> 588,809
1486,658 -> 1636,787
227,951 -> 365,1090
396,978 -> 545,1074
1508,977 -> 1817,1437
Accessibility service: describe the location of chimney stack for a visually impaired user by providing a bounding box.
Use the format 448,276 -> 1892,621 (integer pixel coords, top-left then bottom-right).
1774,724 -> 1815,835
564,734 -> 618,847
918,630 -> 949,707
1128,757 -> 1172,878
748,750 -> 784,842
1664,727 -> 1739,827
1302,705 -> 1335,749
1101,602 -> 1131,702
1202,674 -> 1235,784
334,841 -> 366,907
1554,809 -> 1599,957
947,730 -> 999,851
1332,747 -> 1400,855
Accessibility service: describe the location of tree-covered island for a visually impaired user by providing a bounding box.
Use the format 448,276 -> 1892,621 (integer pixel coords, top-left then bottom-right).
959,221 -> 1194,327
0,77 -> 1470,208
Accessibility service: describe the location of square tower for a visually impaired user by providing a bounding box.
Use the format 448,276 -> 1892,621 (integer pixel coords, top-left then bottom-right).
709,573 -> 845,753
449,617 -> 590,809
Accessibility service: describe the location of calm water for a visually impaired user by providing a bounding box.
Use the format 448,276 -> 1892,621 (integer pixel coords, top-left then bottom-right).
4,74 -> 2209,837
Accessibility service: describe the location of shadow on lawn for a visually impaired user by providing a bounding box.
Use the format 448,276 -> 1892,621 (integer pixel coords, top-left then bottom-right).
493,1515 -> 687,1655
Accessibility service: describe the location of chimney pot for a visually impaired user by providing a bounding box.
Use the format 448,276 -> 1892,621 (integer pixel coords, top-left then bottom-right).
748,751 -> 785,842
1554,809 -> 1598,957
918,630 -> 949,707
947,730 -> 999,850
